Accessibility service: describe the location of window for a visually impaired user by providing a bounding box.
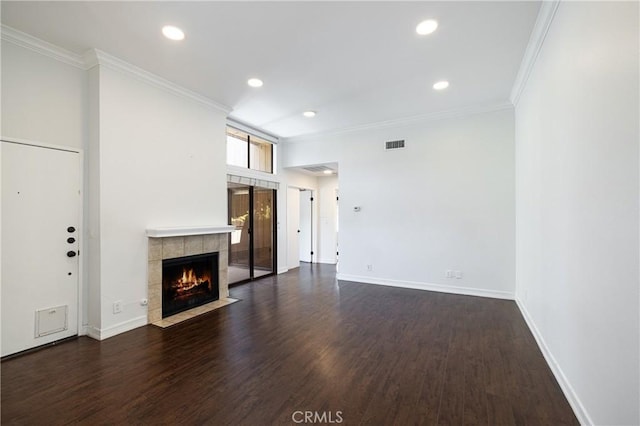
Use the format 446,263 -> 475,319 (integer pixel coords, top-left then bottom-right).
226,126 -> 273,173
227,130 -> 248,168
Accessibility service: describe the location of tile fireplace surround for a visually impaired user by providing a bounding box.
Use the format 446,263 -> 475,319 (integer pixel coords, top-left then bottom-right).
146,226 -> 235,326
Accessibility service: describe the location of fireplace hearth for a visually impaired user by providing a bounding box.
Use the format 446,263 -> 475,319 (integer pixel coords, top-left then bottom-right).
162,253 -> 219,318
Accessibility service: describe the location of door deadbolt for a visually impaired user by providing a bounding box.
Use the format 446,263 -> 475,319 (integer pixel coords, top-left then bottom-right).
67,237 -> 76,244
67,226 -> 76,233
67,251 -> 77,258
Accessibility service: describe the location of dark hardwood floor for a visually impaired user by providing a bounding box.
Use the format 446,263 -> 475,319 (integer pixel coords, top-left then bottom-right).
1,264 -> 578,425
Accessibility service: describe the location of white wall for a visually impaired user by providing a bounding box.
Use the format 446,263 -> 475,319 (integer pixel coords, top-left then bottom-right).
514,2 -> 639,425
317,175 -> 338,264
89,63 -> 228,336
284,109 -> 515,298
1,40 -> 86,149
87,65 -> 101,330
1,18 -> 4,359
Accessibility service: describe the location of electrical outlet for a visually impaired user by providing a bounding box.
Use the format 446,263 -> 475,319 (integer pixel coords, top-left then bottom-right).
455,271 -> 463,279
446,270 -> 453,278
113,300 -> 123,314
366,264 -> 373,271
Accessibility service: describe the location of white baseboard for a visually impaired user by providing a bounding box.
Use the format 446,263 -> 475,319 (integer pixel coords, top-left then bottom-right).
85,325 -> 101,340
516,298 -> 591,425
84,315 -> 148,341
317,258 -> 337,265
336,273 -> 514,300
277,267 -> 289,274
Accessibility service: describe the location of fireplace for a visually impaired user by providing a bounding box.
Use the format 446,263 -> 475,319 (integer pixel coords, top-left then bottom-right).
162,252 -> 219,318
147,229 -> 233,325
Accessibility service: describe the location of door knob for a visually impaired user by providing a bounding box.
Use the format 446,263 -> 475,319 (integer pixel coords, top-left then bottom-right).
67,237 -> 76,244
67,251 -> 77,258
67,226 -> 76,233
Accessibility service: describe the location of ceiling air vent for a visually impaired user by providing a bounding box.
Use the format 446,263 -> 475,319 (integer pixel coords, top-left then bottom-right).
303,165 -> 333,173
385,139 -> 405,150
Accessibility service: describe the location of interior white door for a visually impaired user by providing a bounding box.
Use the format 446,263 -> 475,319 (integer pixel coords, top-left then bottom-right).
287,187 -> 300,269
2,141 -> 80,356
299,189 -> 312,263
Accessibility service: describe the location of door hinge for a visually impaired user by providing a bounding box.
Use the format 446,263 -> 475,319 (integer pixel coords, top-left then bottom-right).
310,197 -> 314,202
311,251 -> 314,255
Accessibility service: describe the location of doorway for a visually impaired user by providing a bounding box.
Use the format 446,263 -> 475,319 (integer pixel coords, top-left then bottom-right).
228,183 -> 277,285
1,140 -> 81,357
286,187 -> 314,270
299,189 -> 313,263
286,187 -> 300,269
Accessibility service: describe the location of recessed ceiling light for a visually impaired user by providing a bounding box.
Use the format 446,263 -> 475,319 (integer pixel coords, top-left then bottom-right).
303,111 -> 316,118
162,25 -> 185,41
247,78 -> 263,88
416,19 -> 438,35
433,80 -> 450,90
323,170 -> 333,175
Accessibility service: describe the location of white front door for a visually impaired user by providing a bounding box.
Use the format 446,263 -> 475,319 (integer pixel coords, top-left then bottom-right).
2,141 -> 80,356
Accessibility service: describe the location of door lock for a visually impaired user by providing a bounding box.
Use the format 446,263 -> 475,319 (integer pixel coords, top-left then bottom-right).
67,251 -> 77,258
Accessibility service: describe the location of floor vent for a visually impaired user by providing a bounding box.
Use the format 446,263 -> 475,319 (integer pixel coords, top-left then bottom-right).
385,139 -> 405,150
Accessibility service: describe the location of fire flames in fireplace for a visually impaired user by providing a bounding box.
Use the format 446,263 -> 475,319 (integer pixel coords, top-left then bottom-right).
175,268 -> 211,294
162,252 -> 219,318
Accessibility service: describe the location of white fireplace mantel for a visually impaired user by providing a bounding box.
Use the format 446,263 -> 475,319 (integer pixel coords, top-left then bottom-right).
145,225 -> 235,238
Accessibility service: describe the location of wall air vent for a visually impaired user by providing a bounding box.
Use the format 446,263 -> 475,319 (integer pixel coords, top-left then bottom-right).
303,165 -> 333,173
385,139 -> 405,150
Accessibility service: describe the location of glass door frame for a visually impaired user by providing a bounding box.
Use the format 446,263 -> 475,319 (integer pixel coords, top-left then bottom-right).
227,184 -> 277,286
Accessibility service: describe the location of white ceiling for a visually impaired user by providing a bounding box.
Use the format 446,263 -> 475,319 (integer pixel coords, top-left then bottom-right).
1,1 -> 540,139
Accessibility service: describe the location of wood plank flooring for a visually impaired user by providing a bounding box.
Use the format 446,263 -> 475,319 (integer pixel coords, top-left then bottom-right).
1,264 -> 578,425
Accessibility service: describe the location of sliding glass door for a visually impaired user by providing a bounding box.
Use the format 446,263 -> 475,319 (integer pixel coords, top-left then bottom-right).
228,185 -> 251,283
228,183 -> 276,284
252,187 -> 275,278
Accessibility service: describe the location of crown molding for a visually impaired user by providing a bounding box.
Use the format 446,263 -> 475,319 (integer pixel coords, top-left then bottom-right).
82,49 -> 100,70
1,25 -> 232,114
284,100 -> 513,143
85,48 -> 232,114
1,24 -> 85,69
509,1 -> 561,106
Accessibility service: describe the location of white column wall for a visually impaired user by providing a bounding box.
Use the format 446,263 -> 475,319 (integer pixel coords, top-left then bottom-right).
91,65 -> 229,336
514,2 -> 639,424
